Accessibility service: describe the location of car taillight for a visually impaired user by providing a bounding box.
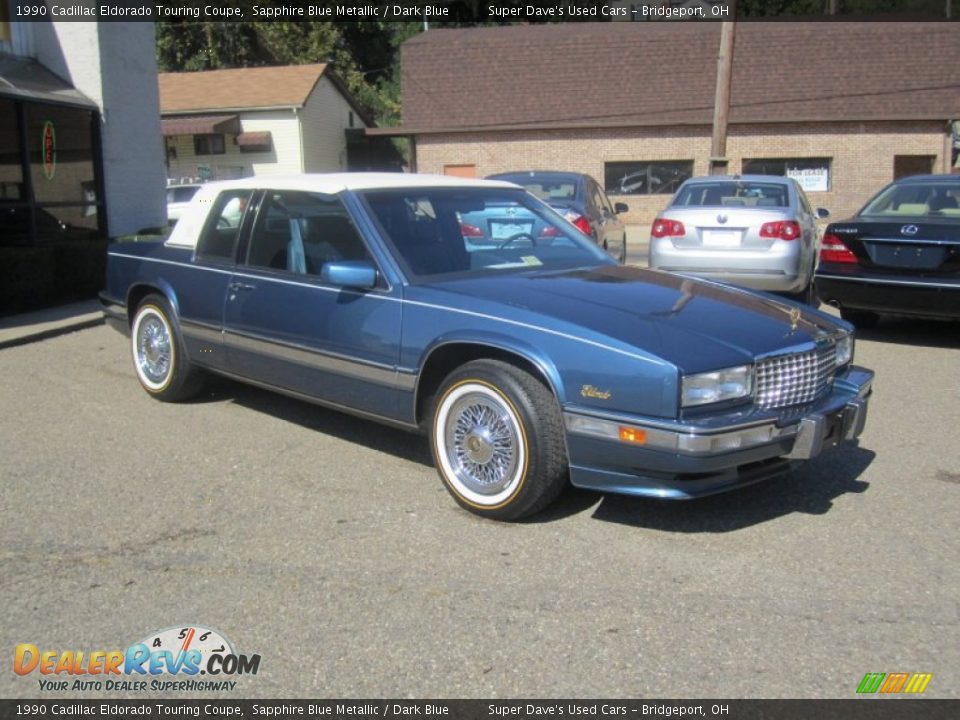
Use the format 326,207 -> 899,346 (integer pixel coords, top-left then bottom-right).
539,225 -> 560,238
650,217 -> 685,238
819,233 -> 858,264
759,220 -> 801,241
565,212 -> 593,237
460,222 -> 483,238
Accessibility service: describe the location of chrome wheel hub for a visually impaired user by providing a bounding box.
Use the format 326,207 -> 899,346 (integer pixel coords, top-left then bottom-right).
136,315 -> 171,384
445,392 -> 519,496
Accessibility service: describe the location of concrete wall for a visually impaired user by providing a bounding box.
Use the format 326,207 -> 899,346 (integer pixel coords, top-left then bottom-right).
415,120 -> 948,226
300,75 -> 367,172
31,21 -> 166,235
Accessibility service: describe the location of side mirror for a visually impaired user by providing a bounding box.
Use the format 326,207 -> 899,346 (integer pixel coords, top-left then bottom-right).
614,202 -> 629,214
321,260 -> 378,289
816,208 -> 830,219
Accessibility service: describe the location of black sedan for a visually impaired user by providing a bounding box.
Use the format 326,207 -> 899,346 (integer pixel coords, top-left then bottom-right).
487,170 -> 629,263
815,174 -> 960,326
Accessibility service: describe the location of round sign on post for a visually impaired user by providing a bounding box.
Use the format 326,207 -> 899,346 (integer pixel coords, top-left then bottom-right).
42,121 -> 56,180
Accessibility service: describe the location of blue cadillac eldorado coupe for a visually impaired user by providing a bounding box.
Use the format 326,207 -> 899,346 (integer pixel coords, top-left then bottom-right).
101,174 -> 873,520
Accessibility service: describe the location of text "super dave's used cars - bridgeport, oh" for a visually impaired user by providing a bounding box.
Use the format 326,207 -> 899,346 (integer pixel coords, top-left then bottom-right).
100,173 -> 873,521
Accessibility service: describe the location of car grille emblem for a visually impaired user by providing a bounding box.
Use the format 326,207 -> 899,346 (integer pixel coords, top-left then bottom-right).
717,214 -> 728,224
901,224 -> 919,235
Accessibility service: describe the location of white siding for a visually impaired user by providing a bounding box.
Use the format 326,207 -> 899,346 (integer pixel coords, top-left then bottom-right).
166,110 -> 303,182
299,76 -> 366,172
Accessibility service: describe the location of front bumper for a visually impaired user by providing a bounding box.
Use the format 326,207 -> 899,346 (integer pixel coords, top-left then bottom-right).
563,367 -> 873,499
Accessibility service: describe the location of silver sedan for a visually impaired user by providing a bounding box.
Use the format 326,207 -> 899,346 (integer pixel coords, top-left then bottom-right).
648,175 -> 828,302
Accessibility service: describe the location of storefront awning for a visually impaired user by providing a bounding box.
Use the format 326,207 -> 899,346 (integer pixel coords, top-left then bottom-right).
161,114 -> 240,136
0,55 -> 98,109
235,131 -> 272,148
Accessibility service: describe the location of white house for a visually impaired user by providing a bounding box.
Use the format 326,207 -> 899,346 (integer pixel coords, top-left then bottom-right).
158,64 -> 376,184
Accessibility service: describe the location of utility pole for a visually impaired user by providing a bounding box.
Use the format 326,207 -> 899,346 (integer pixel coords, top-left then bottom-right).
709,3 -> 737,176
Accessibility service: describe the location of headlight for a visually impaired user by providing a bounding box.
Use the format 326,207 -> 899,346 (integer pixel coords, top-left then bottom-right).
681,365 -> 753,408
835,332 -> 853,367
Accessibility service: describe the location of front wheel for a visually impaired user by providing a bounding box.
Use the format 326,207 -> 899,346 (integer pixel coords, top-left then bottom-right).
430,360 -> 568,521
130,294 -> 204,401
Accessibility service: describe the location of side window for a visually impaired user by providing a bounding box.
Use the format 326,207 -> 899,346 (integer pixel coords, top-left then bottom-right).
245,191 -> 370,277
195,190 -> 253,263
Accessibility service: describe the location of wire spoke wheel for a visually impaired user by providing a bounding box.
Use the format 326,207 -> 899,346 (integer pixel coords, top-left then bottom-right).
431,360 -> 569,520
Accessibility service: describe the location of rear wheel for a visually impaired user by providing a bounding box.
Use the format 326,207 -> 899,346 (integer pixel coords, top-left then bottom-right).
430,359 -> 568,521
130,294 -> 204,401
840,308 -> 880,329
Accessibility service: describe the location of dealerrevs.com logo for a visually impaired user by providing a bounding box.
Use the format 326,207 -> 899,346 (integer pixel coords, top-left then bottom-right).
14,625 -> 260,692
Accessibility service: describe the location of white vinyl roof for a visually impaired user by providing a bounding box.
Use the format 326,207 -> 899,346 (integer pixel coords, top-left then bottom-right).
166,173 -> 519,248
201,172 -> 517,194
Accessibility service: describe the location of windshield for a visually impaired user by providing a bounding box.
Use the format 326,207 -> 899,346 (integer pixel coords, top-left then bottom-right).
859,181 -> 960,217
672,181 -> 788,208
359,187 -> 610,281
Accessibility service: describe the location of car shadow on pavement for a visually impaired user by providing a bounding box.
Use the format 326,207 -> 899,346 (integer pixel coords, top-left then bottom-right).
583,444 -> 876,533
854,317 -> 960,350
195,375 -> 435,467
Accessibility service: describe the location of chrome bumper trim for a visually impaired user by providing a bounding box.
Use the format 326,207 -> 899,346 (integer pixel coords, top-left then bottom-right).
565,369 -> 873,458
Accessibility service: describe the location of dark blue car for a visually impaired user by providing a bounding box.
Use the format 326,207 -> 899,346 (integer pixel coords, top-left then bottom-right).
101,174 -> 873,521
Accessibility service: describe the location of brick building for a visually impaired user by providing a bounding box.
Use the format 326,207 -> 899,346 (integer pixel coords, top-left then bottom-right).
373,22 -> 960,225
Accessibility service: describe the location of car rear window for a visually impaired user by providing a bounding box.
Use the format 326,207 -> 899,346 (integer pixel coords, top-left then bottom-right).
168,186 -> 200,203
859,182 -> 960,217
672,182 -> 788,208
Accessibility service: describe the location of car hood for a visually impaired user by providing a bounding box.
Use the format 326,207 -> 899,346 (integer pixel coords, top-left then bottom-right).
416,265 -> 844,374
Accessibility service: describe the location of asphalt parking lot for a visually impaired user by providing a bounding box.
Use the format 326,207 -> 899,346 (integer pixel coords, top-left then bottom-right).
1,308 -> 958,699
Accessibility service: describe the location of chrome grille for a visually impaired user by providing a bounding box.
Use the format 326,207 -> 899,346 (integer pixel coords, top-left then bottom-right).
755,342 -> 836,409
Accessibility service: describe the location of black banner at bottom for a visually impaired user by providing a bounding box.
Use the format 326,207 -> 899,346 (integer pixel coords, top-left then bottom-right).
0,699 -> 957,720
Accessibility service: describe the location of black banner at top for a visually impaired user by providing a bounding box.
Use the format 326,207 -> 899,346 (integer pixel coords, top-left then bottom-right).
0,699 -> 958,720
6,0 -> 958,23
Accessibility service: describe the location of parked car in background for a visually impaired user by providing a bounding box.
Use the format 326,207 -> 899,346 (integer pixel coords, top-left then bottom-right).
815,174 -> 960,326
101,173 -> 872,521
166,183 -> 203,225
487,171 -> 629,263
648,175 -> 828,303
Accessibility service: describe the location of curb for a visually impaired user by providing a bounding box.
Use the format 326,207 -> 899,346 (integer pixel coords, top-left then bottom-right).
0,315 -> 105,351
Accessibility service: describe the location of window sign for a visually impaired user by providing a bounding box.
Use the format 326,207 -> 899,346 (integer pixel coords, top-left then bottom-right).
743,158 -> 831,192
786,163 -> 829,192
42,121 -> 56,180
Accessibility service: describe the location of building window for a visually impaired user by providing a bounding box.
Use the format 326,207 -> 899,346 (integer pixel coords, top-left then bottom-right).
604,161 -> 693,195
893,155 -> 935,180
742,158 -> 831,192
193,134 -> 225,156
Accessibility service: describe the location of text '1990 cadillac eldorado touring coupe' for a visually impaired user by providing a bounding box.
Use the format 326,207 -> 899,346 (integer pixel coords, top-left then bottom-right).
101,174 -> 874,520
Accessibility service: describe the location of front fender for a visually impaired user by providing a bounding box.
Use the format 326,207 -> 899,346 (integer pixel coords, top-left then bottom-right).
418,331 -> 566,404
415,329 -> 679,419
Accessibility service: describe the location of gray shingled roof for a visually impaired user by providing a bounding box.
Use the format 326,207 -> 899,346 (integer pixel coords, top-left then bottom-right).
396,22 -> 959,133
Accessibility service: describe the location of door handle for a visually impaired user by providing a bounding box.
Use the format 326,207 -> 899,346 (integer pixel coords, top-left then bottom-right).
228,281 -> 256,292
